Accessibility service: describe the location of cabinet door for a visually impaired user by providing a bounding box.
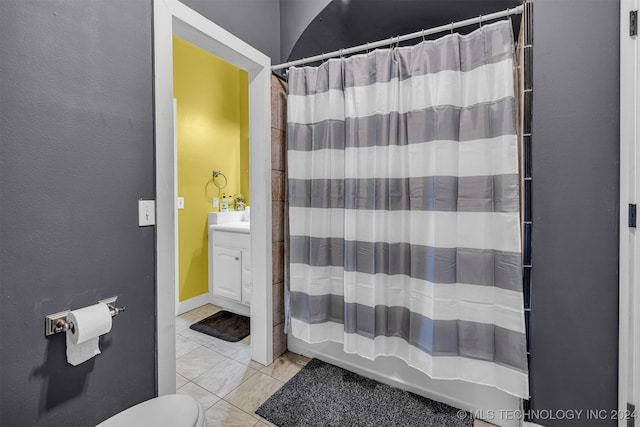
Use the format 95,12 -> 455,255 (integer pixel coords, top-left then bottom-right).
212,246 -> 242,301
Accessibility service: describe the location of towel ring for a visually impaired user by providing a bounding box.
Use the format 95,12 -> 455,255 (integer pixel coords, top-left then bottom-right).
212,170 -> 227,190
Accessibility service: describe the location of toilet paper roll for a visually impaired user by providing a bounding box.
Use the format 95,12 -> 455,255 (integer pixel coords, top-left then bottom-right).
66,303 -> 112,366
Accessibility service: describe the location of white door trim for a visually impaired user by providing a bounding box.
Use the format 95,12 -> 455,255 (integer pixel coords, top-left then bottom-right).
154,0 -> 273,395
620,0 -> 639,424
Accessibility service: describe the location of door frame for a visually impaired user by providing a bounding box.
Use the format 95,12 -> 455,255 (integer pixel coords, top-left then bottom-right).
620,0 -> 639,423
154,0 -> 273,395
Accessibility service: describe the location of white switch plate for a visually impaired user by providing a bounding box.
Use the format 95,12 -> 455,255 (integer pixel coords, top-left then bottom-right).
213,197 -> 219,208
177,197 -> 184,209
138,200 -> 155,226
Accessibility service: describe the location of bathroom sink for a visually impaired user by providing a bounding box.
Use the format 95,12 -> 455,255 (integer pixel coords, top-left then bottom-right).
210,221 -> 250,233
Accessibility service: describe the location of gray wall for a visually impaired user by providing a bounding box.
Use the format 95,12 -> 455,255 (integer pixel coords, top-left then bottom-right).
528,0 -> 619,424
0,1 -> 156,425
180,0 -> 281,63
0,0 -> 285,425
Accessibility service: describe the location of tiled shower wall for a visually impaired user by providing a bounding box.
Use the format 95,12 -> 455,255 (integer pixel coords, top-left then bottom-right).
271,75 -> 287,359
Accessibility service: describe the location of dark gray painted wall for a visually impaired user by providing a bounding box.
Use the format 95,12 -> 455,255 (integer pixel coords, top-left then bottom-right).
528,0 -> 619,424
180,0 -> 281,63
0,1 -> 156,425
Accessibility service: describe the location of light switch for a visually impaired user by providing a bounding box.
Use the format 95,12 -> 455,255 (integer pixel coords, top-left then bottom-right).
213,197 -> 219,208
177,197 -> 185,209
138,200 -> 155,226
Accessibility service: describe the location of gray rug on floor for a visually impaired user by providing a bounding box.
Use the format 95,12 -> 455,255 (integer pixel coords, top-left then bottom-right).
189,310 -> 249,342
256,358 -> 473,427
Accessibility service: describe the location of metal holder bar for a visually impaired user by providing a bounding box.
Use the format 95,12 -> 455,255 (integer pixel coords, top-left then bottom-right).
271,5 -> 524,71
45,296 -> 125,337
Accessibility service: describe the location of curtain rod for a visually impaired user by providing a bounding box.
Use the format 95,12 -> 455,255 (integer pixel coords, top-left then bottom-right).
272,5 -> 523,71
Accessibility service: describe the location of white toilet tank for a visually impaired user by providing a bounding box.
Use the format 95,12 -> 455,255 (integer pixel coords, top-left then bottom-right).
96,394 -> 205,427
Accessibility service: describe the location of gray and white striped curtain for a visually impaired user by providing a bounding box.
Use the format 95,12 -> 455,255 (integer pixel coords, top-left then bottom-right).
287,21 -> 528,398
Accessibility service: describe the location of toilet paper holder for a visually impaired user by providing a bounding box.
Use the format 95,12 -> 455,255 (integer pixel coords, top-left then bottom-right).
45,296 -> 125,337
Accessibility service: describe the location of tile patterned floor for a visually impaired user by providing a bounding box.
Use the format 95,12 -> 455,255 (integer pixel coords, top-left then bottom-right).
177,304 -> 494,427
176,304 -> 309,427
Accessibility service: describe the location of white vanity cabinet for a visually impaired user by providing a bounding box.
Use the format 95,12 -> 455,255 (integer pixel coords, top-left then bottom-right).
241,249 -> 252,304
211,246 -> 242,301
208,216 -> 251,316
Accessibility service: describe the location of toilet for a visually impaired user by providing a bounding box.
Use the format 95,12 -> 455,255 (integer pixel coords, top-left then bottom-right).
96,394 -> 205,427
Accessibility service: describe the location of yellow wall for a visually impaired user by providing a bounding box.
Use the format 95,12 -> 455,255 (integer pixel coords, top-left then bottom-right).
173,36 -> 249,301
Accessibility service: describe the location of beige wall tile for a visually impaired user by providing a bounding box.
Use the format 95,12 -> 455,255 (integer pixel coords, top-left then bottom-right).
272,281 -> 284,326
271,77 -> 288,131
272,323 -> 287,359
271,77 -> 287,130
271,241 -> 284,284
271,202 -> 284,243
271,171 -> 285,202
270,75 -> 289,362
270,129 -> 285,171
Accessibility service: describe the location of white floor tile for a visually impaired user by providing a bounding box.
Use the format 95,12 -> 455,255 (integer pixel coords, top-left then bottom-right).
177,346 -> 228,380
176,373 -> 189,390
176,334 -> 202,358
205,336 -> 251,358
193,358 -> 258,398
179,327 -> 218,346
204,400 -> 259,427
177,381 -> 221,411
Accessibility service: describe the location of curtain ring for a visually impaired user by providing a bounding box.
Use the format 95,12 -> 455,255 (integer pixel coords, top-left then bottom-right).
366,42 -> 370,54
479,14 -> 483,28
450,22 -> 454,34
422,29 -> 425,42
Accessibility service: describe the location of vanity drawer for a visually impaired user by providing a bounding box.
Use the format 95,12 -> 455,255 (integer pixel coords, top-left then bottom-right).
212,230 -> 250,248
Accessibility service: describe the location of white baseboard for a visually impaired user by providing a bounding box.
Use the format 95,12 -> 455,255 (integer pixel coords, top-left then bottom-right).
176,292 -> 211,316
211,295 -> 250,317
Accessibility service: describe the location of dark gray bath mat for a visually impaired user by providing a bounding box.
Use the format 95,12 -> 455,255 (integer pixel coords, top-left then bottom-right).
256,358 -> 472,427
189,310 -> 249,342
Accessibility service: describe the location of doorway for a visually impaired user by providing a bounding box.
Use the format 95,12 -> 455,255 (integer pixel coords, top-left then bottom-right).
154,0 -> 273,395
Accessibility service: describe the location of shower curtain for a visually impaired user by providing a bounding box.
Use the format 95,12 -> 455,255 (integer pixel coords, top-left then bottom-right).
286,20 -> 528,399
